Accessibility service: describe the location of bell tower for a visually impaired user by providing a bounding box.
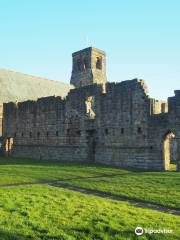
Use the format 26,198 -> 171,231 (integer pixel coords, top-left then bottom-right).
70,47 -> 107,88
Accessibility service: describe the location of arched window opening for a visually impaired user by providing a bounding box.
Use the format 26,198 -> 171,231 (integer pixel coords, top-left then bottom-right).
96,57 -> 102,70
83,58 -> 89,70
76,130 -> 81,136
163,130 -> 177,171
105,128 -> 109,135
37,132 -> 40,139
121,128 -> 124,134
77,59 -> 82,71
137,127 -> 142,134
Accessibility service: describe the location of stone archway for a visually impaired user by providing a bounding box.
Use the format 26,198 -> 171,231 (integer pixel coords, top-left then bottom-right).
163,130 -> 177,170
5,137 -> 14,156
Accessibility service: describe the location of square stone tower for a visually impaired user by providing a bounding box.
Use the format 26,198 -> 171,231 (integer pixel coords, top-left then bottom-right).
70,47 -> 107,88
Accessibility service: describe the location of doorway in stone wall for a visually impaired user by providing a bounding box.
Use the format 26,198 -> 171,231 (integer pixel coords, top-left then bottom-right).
163,130 -> 177,171
86,130 -> 96,162
5,137 -> 14,156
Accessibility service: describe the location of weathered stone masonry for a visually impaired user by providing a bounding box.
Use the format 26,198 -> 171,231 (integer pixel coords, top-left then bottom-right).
2,47 -> 180,170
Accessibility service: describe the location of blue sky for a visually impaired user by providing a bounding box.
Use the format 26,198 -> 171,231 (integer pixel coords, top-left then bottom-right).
0,0 -> 179,99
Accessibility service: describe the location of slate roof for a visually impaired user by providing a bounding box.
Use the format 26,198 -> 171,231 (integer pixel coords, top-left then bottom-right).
0,69 -> 73,104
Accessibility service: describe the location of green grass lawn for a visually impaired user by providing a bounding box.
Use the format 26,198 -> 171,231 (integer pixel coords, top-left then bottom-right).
0,157 -> 180,239
0,157 -> 129,184
1,156 -> 179,210
62,171 -> 180,209
0,185 -> 180,240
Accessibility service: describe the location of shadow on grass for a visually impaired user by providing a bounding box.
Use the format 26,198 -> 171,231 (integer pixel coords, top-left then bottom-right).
0,156 -> 150,173
0,230 -> 65,240
51,182 -> 180,215
0,230 -> 34,240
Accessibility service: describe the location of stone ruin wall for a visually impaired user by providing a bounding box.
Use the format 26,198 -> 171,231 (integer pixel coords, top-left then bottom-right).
0,105 -> 3,137
3,96 -> 88,162
94,80 -> 152,168
0,80 -> 162,168
148,90 -> 180,170
150,99 -> 168,114
2,79 -> 180,170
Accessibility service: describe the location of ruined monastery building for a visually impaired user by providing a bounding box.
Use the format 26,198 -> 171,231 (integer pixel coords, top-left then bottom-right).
1,47 -> 180,171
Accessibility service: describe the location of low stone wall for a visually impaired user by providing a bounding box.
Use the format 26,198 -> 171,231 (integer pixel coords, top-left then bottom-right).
95,146 -> 164,170
11,145 -> 89,163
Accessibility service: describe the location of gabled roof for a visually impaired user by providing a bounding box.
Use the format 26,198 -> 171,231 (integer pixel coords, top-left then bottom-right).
0,69 -> 73,104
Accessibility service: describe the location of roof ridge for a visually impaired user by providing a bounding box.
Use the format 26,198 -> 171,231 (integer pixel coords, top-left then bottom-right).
0,68 -> 70,86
